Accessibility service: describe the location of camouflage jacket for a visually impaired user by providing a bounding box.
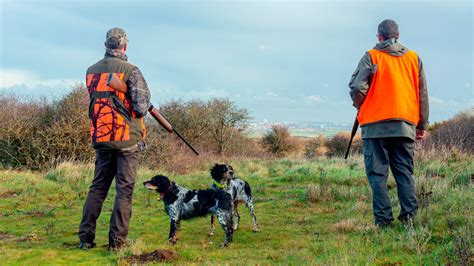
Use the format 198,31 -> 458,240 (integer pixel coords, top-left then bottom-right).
105,49 -> 151,118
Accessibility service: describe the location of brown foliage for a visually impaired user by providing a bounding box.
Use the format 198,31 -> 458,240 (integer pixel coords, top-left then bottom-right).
0,85 -> 93,169
304,135 -> 328,159
325,132 -> 362,157
261,125 -> 297,157
421,109 -> 473,154
158,98 -> 250,156
0,89 -> 253,171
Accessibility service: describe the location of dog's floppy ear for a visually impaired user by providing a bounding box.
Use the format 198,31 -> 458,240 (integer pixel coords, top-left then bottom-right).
210,164 -> 217,175
210,164 -> 222,181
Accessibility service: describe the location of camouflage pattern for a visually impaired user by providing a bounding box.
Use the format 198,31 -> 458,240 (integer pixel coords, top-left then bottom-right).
128,67 -> 151,117
85,48 -> 150,151
103,49 -> 151,118
105,27 -> 128,49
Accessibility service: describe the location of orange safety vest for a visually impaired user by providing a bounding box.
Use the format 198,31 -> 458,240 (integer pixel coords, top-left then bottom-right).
357,49 -> 420,126
86,58 -> 146,150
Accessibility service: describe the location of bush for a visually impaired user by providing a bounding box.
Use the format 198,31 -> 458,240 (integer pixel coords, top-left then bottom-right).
304,135 -> 328,159
0,88 -> 253,170
0,85 -> 93,169
326,132 -> 362,157
158,98 -> 251,156
422,109 -> 473,154
261,125 -> 296,157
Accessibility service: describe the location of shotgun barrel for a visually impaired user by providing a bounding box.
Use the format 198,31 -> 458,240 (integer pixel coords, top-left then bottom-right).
148,104 -> 200,156
344,117 -> 359,159
106,73 -> 199,155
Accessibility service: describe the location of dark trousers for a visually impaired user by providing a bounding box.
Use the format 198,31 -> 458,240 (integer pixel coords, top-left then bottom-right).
79,149 -> 140,246
363,137 -> 418,226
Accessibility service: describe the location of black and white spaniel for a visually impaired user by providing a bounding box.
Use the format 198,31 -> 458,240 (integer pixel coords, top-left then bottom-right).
143,175 -> 234,246
210,164 -> 259,235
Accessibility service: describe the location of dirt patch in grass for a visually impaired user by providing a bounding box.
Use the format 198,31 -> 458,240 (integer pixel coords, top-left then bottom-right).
123,249 -> 177,264
0,190 -> 17,198
17,233 -> 39,242
26,211 -> 46,217
0,231 -> 14,241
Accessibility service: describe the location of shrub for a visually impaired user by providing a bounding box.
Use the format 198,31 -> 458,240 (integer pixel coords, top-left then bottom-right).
158,98 -> 251,156
261,125 -> 296,157
0,85 -> 93,169
0,88 -> 253,170
326,132 -> 362,157
304,135 -> 327,159
422,109 -> 473,154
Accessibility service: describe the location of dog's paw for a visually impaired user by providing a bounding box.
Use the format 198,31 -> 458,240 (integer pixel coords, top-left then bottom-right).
168,238 -> 177,245
253,226 -> 259,232
209,231 -> 214,237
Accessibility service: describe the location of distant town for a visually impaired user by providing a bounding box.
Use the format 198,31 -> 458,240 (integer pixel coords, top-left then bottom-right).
246,120 -> 353,138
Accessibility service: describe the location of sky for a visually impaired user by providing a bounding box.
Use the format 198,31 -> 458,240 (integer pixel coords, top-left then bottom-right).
1,0 -> 472,123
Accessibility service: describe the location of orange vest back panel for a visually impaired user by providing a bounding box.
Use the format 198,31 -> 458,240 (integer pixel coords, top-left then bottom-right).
358,49 -> 420,126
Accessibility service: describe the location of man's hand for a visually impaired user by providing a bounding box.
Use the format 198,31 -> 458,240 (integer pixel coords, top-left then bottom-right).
416,129 -> 426,140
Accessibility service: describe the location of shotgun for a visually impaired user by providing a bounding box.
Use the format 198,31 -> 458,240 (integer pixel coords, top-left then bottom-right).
106,73 -> 199,155
344,116 -> 359,159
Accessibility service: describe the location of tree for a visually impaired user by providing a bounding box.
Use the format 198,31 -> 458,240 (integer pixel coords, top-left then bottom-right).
156,98 -> 250,155
207,98 -> 250,155
261,125 -> 296,156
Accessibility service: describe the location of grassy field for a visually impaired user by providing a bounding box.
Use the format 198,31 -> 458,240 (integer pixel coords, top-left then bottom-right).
0,154 -> 472,265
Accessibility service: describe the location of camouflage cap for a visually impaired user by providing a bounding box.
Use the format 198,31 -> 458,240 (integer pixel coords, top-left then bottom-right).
105,27 -> 128,49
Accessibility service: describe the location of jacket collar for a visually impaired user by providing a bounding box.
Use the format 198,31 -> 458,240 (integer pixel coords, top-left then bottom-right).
374,38 -> 408,57
104,48 -> 128,61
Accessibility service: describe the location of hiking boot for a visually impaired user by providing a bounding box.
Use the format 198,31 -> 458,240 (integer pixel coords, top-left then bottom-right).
375,221 -> 392,229
79,242 -> 96,250
108,242 -> 125,252
398,214 -> 416,225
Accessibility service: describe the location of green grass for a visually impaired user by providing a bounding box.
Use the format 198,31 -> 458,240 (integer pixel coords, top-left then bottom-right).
0,155 -> 472,265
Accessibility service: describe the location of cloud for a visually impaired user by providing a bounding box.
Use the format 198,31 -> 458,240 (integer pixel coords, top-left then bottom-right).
429,96 -> 444,104
306,95 -> 326,103
0,68 -> 80,91
429,96 -> 465,107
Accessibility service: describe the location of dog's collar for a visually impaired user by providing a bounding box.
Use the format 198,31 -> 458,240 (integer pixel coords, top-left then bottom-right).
213,181 -> 226,189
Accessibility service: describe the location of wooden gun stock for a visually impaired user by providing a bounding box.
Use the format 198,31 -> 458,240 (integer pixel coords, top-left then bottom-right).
148,105 -> 173,133
148,105 -> 200,155
107,73 -> 128,93
106,73 -> 199,155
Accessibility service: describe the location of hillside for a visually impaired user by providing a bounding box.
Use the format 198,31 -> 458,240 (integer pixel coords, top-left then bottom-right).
1,155 -> 472,264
